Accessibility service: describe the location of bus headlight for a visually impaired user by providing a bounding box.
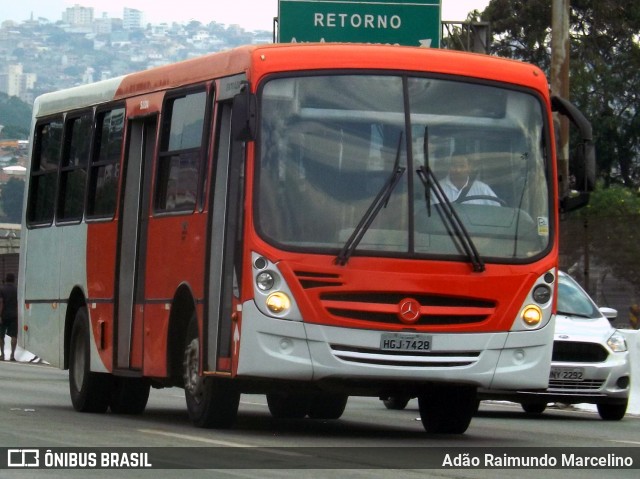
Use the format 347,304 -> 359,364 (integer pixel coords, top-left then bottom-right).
266,292 -> 291,314
256,271 -> 276,291
511,270 -> 555,331
521,305 -> 542,326
532,284 -> 552,304
252,252 -> 302,321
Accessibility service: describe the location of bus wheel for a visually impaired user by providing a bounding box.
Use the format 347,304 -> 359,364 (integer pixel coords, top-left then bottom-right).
308,393 -> 348,419
110,377 -> 150,414
69,307 -> 112,413
418,385 -> 476,434
183,315 -> 239,428
266,393 -> 310,419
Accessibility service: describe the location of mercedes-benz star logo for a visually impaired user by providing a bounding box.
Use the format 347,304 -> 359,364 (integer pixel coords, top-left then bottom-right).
398,298 -> 421,324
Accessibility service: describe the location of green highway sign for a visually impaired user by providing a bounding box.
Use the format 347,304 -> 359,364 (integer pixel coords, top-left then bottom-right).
278,0 -> 441,48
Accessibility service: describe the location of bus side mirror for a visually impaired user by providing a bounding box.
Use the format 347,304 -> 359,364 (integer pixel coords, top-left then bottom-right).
572,140 -> 596,192
552,96 -> 596,212
561,141 -> 595,213
561,191 -> 590,213
232,88 -> 256,141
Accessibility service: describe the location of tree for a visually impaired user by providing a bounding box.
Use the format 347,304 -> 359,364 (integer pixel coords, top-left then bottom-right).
481,0 -> 640,187
570,1 -> 640,188
479,1 -> 640,304
559,186 -> 640,299
0,178 -> 25,224
0,93 -> 32,140
483,0 -> 553,71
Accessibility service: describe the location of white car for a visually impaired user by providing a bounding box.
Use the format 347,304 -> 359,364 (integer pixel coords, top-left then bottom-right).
381,272 -> 631,420
478,271 -> 630,420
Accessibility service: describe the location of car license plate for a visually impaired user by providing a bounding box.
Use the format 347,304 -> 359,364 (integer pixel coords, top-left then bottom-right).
380,333 -> 431,352
549,367 -> 584,381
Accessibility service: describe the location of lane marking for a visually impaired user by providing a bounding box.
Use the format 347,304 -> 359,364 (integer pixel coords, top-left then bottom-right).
609,439 -> 640,446
138,429 -> 250,447
137,429 -> 308,458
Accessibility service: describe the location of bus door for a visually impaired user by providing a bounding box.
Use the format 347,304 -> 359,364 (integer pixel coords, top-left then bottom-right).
115,115 -> 157,371
205,75 -> 247,373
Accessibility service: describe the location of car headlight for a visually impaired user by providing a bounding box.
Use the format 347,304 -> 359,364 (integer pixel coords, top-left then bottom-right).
607,331 -> 627,352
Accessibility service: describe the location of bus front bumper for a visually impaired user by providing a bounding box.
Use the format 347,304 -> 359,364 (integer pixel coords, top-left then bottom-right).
236,301 -> 554,391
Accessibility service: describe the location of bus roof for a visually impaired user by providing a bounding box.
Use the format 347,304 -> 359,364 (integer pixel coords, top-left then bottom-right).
33,44 -> 550,118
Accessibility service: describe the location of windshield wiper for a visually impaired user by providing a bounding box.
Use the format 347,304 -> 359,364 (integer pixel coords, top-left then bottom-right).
336,133 -> 406,266
416,127 -> 485,273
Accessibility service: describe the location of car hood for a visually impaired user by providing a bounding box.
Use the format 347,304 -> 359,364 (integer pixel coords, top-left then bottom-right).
554,313 -> 615,344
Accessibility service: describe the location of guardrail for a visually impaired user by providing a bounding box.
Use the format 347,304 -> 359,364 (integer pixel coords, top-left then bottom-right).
620,329 -> 639,415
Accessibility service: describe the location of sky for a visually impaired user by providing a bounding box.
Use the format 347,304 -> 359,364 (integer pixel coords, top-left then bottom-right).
0,0 -> 491,32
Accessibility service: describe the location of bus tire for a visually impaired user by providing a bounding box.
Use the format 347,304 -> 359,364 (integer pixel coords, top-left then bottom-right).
69,307 -> 112,413
266,393 -> 310,419
110,377 -> 150,414
308,393 -> 348,419
418,385 -> 476,434
183,315 -> 239,428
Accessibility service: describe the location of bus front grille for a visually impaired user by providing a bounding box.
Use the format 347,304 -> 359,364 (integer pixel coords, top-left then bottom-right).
330,344 -> 481,368
319,292 -> 495,326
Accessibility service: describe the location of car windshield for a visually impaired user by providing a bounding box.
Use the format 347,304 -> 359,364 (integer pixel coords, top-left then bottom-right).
556,274 -> 601,319
256,74 -> 552,264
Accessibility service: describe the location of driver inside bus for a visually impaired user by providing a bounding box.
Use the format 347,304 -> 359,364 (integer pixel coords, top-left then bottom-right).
437,155 -> 500,206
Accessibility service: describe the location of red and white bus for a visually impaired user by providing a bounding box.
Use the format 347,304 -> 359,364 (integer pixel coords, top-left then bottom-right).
19,44 -> 594,434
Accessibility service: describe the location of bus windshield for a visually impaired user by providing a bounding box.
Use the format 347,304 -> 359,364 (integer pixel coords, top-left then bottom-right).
256,74 -> 551,263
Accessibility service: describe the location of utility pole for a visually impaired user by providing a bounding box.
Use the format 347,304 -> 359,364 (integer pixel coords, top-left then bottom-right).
552,0 -> 591,289
551,0 -> 570,200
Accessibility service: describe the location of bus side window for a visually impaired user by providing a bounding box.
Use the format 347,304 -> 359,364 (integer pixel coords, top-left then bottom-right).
155,89 -> 207,213
87,107 -> 125,218
27,119 -> 63,226
58,112 -> 92,222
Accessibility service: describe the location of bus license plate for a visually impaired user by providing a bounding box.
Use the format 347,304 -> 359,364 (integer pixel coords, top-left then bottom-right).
549,367 -> 584,381
380,333 -> 431,352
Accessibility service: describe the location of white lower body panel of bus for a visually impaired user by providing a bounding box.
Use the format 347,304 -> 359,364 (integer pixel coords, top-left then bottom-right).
236,301 -> 554,391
